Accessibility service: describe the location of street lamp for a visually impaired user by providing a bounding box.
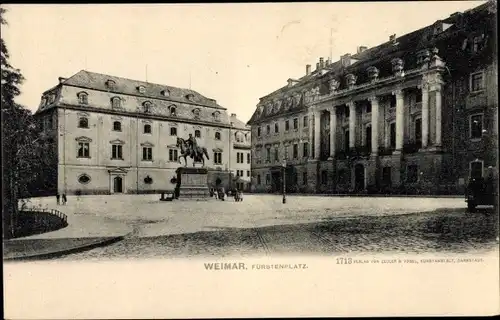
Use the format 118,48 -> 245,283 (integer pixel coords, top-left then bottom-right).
282,159 -> 287,204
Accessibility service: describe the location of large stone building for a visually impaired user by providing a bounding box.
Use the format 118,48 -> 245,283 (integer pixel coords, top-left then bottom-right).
248,2 -> 497,194
34,70 -> 251,195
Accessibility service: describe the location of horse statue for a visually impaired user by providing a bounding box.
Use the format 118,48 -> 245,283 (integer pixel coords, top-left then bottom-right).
176,137 -> 210,167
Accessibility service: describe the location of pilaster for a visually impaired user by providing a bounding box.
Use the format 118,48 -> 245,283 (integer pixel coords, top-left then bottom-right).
329,106 -> 337,160
348,101 -> 356,149
393,89 -> 405,153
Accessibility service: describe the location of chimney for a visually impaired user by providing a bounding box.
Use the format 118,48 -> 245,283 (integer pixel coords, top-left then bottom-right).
319,57 -> 325,69
58,77 -> 67,84
357,46 -> 368,54
326,58 -> 331,66
231,113 -> 236,118
316,62 -> 320,70
306,64 -> 311,76
389,34 -> 396,42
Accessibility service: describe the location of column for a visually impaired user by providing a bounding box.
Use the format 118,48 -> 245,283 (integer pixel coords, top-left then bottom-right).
329,106 -> 337,159
394,89 -> 405,152
368,96 -> 379,155
308,111 -> 314,159
434,86 -> 442,147
314,110 -> 321,159
348,102 -> 356,149
421,83 -> 429,148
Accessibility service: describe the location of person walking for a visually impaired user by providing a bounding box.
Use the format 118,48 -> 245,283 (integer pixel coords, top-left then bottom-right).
56,193 -> 60,205
62,194 -> 67,205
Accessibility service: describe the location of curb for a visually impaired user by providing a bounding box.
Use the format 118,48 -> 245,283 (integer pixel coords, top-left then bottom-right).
3,236 -> 125,262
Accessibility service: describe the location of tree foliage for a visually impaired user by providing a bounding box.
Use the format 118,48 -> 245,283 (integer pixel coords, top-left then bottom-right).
2,7 -> 56,239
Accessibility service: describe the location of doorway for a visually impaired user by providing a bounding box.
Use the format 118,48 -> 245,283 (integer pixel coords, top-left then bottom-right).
113,176 -> 123,193
354,164 -> 365,191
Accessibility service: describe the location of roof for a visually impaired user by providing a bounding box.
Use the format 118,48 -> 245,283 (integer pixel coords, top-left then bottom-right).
248,0 -> 495,125
230,115 -> 251,130
61,70 -> 226,110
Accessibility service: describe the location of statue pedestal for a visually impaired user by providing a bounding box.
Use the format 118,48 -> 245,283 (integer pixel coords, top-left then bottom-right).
175,167 -> 211,201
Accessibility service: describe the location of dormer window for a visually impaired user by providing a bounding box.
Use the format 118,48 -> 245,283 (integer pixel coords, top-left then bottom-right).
111,97 -> 122,109
192,108 -> 201,119
40,97 -> 47,107
169,105 -> 177,116
186,93 -> 195,101
161,89 -> 170,97
49,94 -> 56,103
143,101 -> 152,113
473,34 -> 486,52
137,85 -> 146,94
77,92 -> 88,105
105,80 -> 116,90
213,111 -> 221,122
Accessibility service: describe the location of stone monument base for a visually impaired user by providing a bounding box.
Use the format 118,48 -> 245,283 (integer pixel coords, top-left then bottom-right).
175,167 -> 212,201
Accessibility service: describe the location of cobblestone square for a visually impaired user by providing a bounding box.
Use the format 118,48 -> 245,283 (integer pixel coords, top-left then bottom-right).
23,194 -> 498,260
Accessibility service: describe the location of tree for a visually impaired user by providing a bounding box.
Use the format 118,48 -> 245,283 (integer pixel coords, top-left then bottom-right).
1,7 -> 55,239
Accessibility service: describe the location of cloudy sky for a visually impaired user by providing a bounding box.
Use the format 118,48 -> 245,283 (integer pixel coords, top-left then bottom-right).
3,1 -> 484,122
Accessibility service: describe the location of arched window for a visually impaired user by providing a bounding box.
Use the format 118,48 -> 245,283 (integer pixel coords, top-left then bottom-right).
195,130 -> 201,138
161,89 -> 170,97
144,124 -> 152,134
213,111 -> 221,122
137,86 -> 146,94
143,101 -> 152,113
113,121 -> 121,132
78,117 -> 89,128
111,97 -> 121,109
77,92 -> 88,104
105,80 -> 116,90
215,132 -> 221,140
192,108 -> 201,119
169,105 -> 177,116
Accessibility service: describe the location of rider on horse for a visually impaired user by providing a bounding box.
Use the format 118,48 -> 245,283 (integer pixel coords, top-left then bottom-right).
186,133 -> 198,159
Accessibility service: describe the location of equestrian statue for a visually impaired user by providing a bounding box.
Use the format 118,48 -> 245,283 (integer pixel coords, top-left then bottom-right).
176,133 -> 210,167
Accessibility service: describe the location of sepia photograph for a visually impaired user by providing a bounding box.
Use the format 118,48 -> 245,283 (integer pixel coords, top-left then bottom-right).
2,1 -> 499,318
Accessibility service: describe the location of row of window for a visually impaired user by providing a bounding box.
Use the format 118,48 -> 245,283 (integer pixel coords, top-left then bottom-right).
255,71 -> 486,137
236,152 -> 251,164
77,117 -> 226,139
75,91 -> 222,121
77,141 -> 226,165
78,174 -> 154,185
256,159 -> 487,186
104,80 -> 199,102
257,116 -> 308,137
235,170 -> 251,177
256,143 -> 310,163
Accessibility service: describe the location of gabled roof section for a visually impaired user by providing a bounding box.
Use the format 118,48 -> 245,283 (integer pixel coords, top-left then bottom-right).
62,70 -> 226,110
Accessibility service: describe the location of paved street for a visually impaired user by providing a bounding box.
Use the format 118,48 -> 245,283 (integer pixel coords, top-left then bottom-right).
26,194 -> 467,237
58,207 -> 498,260
22,194 -> 498,260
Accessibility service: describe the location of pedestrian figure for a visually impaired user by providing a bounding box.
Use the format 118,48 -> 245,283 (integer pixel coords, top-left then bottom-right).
56,193 -> 60,205
62,194 -> 67,205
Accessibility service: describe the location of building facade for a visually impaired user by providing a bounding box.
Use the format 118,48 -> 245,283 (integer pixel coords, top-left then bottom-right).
34,70 -> 251,195
248,2 -> 498,195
